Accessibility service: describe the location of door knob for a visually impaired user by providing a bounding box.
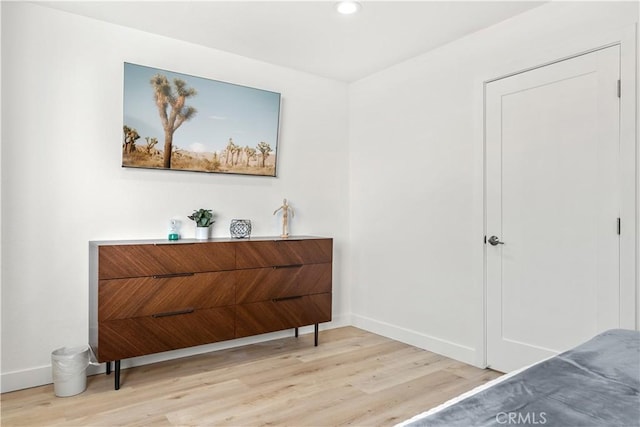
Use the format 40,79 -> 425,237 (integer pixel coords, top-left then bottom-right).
488,236 -> 504,246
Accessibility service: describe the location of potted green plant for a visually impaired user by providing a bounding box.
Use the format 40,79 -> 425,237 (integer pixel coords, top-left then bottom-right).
188,209 -> 214,240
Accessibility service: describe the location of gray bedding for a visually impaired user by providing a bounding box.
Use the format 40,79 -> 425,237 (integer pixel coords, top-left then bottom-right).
403,329 -> 640,427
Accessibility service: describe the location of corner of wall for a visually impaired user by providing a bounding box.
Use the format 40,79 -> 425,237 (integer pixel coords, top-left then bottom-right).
351,314 -> 478,367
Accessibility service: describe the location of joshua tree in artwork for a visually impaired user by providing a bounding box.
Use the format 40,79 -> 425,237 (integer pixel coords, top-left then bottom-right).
233,144 -> 244,165
225,138 -> 236,165
123,125 -> 140,154
244,146 -> 257,166
257,141 -> 272,168
144,136 -> 158,154
150,74 -> 197,168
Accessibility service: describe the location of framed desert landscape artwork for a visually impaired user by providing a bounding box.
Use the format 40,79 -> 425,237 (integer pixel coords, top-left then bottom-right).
123,63 -> 281,176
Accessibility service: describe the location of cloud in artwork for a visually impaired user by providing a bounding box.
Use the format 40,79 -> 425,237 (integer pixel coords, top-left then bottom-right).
189,142 -> 206,153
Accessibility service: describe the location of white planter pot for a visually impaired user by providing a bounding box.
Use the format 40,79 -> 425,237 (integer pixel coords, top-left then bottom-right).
195,226 -> 210,240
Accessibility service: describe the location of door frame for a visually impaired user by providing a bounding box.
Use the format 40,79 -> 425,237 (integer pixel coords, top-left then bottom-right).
472,24 -> 638,368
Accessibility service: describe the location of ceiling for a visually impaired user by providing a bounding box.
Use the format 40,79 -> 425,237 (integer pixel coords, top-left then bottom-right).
37,1 -> 546,82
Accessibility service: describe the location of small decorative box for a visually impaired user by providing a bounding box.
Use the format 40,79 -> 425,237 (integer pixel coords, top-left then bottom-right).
230,219 -> 252,239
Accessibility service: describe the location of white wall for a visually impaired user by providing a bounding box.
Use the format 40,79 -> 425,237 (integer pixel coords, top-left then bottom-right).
1,2 -> 349,392
349,1 -> 638,365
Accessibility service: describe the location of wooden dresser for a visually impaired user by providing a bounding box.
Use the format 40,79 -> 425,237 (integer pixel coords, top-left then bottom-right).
89,236 -> 332,390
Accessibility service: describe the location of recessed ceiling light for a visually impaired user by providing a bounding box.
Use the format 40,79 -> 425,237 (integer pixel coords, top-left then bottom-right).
336,1 -> 361,15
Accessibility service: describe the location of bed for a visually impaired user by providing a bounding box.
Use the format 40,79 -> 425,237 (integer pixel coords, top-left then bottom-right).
397,329 -> 640,427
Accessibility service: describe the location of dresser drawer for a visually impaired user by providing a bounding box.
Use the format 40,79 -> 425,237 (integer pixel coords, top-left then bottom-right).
98,242 -> 236,279
235,293 -> 332,337
99,271 -> 236,321
236,263 -> 331,304
97,307 -> 235,361
235,239 -> 332,269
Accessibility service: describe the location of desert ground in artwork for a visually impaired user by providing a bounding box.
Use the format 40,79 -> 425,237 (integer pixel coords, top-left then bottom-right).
122,142 -> 276,176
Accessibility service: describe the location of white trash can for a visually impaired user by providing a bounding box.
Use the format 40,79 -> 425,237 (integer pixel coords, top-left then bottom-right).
51,346 -> 90,397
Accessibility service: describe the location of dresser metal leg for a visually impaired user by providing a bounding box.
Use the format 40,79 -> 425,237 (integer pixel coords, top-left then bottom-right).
314,323 -> 319,346
106,361 -> 111,375
295,327 -> 299,338
114,360 -> 121,390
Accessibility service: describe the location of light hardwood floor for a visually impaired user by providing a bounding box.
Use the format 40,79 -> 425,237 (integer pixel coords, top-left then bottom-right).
1,327 -> 501,426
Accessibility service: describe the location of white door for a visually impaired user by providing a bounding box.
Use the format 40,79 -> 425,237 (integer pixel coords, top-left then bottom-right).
485,46 -> 621,373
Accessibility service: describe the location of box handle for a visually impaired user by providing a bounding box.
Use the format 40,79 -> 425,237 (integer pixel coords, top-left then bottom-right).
152,272 -> 195,279
272,296 -> 303,303
152,308 -> 195,318
273,264 -> 303,270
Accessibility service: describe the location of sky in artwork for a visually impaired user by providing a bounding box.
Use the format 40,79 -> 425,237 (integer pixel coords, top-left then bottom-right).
123,63 -> 281,154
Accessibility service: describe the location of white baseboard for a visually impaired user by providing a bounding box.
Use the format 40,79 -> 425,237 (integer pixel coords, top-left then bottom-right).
1,315 -> 351,393
1,365 -> 53,394
351,314 -> 478,366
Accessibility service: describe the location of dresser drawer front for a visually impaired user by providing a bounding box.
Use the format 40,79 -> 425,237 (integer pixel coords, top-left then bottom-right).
97,307 -> 235,361
98,242 -> 236,279
236,263 -> 331,304
99,271 -> 236,321
235,293 -> 332,338
235,239 -> 332,269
